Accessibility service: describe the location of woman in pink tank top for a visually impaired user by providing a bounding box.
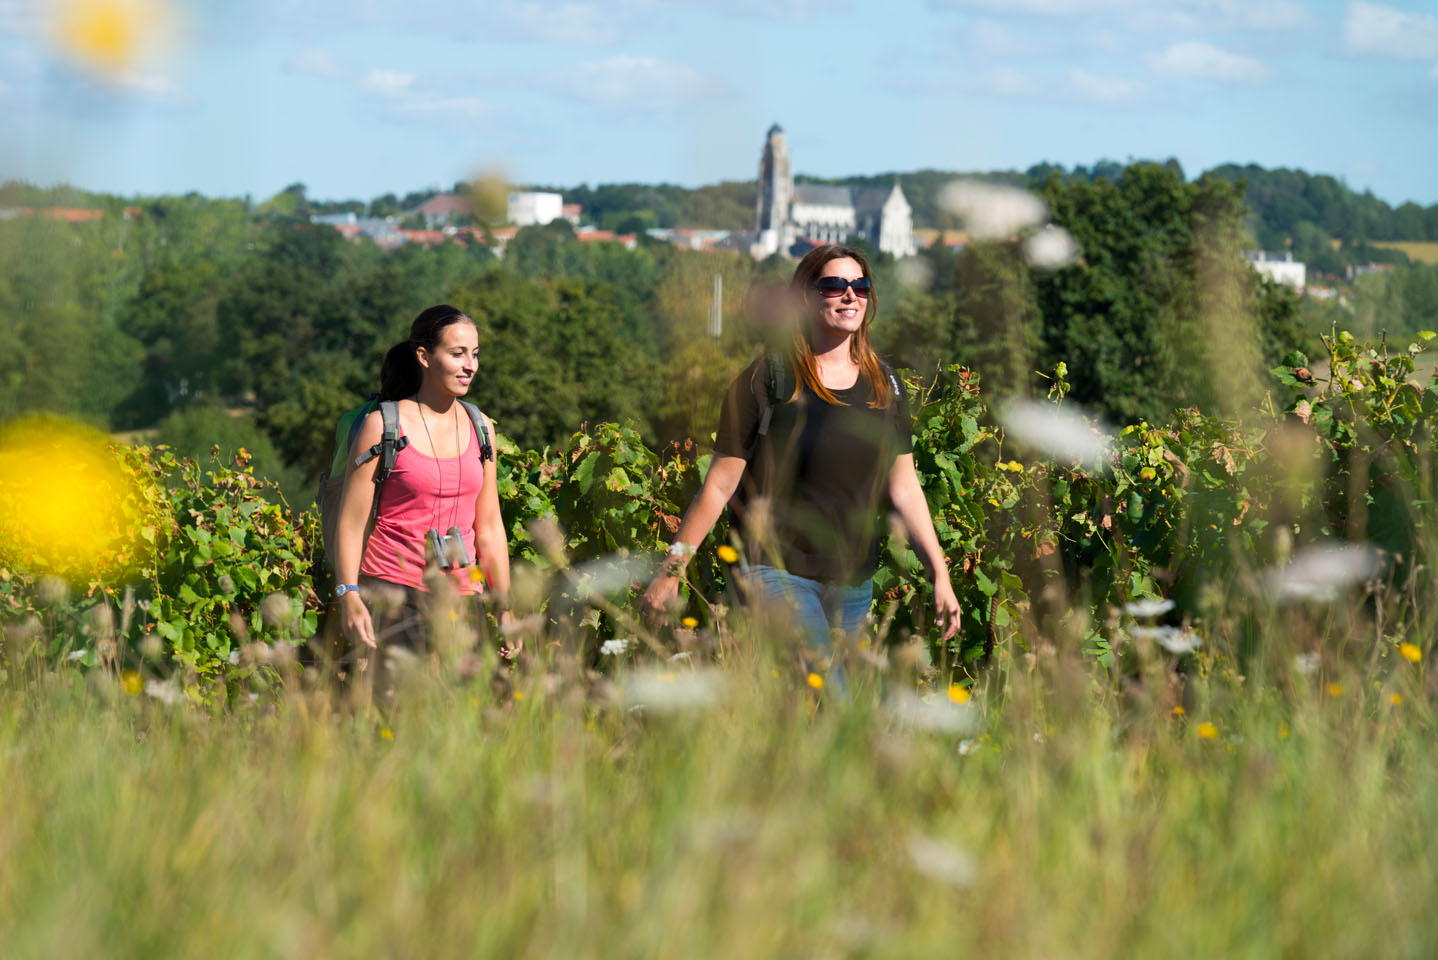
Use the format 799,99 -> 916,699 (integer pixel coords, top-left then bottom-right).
332,305 -> 515,666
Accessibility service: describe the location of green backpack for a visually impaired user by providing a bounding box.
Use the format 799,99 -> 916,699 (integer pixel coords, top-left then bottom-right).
315,395 -> 493,572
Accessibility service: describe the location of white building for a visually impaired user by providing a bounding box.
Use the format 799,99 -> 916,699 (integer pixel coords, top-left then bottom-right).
507,191 -> 564,227
754,124 -> 916,259
1245,251 -> 1306,292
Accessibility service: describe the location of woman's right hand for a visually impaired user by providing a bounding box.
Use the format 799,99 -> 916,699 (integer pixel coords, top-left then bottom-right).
340,591 -> 376,648
642,574 -> 681,626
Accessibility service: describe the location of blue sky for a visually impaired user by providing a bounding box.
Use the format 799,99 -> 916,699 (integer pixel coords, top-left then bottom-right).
2,0 -> 1436,205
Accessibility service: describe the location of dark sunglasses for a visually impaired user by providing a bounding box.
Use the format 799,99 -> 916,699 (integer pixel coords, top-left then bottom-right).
813,276 -> 872,298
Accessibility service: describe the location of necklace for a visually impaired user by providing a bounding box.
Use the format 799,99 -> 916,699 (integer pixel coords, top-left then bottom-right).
416,399 -> 463,535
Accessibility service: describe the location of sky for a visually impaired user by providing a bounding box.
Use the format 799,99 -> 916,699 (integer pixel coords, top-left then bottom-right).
1,0 -> 1436,206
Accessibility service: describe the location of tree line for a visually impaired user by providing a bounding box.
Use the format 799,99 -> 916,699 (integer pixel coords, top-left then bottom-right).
5,162 -> 1427,504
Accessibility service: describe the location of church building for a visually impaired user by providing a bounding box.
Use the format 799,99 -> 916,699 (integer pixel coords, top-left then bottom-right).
753,124 -> 916,259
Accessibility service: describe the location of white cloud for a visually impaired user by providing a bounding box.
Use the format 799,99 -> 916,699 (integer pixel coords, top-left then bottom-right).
1069,67 -> 1145,102
552,55 -> 716,107
1343,1 -> 1438,60
496,1 -> 626,44
355,67 -> 490,120
931,0 -> 1309,32
360,68 -> 415,97
967,66 -> 1042,97
285,47 -> 341,79
1147,40 -> 1270,82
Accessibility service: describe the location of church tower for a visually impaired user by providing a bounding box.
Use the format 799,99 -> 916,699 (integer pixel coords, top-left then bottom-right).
754,123 -> 793,257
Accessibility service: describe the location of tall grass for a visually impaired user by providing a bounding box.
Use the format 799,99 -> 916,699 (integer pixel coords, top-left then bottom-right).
2,602 -> 1434,959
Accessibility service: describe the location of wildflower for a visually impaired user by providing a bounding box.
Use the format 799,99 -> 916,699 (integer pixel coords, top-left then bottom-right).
1399,643 -> 1422,663
669,651 -> 692,662
807,672 -> 824,690
66,649 -> 86,662
565,555 -> 652,602
617,666 -> 726,713
1124,598 -> 1175,619
716,544 -> 739,564
681,616 -> 699,629
1130,625 -> 1201,654
1390,693 -> 1404,706
938,179 -> 1047,240
1268,542 -> 1382,603
1022,224 -> 1080,271
259,592 -> 296,630
906,833 -> 979,888
35,575 -> 70,608
1327,682 -> 1344,698
888,690 -> 980,735
1197,722 -> 1219,740
120,669 -> 142,696
380,727 -> 394,741
468,566 -> 485,584
1294,652 -> 1320,675
600,638 -> 632,657
1172,705 -> 1185,716
1279,725 -> 1289,739
958,739 -> 979,756
947,683 -> 970,704
997,399 -> 1115,472
513,691 -> 525,702
143,677 -> 184,706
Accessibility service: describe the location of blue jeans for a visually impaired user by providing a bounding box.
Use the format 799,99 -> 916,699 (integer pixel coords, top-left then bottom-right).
746,565 -> 874,652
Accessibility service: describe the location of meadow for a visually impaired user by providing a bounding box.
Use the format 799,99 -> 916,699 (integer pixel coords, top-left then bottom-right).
2,597 -> 1434,959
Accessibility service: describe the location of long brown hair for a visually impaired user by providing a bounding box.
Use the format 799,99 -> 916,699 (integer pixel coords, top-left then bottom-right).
786,244 -> 892,409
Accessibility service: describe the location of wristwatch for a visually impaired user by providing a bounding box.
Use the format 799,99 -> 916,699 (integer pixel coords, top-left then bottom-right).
333,583 -> 361,599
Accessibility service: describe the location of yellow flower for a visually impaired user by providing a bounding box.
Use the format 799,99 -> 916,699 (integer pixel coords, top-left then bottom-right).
716,544 -> 739,564
948,683 -> 971,704
1399,643 -> 1422,663
513,691 -> 525,702
681,616 -> 699,628
1279,724 -> 1289,739
469,566 -> 486,583
379,727 -> 394,741
120,669 -> 141,696
1390,693 -> 1404,706
1197,722 -> 1219,740
807,672 -> 824,690
1327,682 -> 1344,698
1171,705 -> 1185,716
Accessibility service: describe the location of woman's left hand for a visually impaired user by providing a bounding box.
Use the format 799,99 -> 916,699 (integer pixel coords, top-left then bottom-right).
934,577 -> 962,641
496,608 -> 522,660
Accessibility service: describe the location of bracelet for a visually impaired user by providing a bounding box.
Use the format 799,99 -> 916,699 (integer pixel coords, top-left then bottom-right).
661,542 -> 692,577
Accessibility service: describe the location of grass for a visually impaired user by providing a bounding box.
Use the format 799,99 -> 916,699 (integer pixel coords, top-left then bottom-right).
2,605 -> 1435,959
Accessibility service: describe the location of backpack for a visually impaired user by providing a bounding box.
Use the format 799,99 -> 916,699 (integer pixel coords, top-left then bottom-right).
316,395 -> 494,574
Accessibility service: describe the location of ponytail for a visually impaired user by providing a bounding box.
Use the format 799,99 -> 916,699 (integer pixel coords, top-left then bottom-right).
379,304 -> 474,401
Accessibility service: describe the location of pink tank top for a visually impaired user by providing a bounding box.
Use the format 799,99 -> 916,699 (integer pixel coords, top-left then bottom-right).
360,418 -> 485,594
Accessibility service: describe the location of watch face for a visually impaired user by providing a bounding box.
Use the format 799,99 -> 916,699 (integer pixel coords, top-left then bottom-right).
334,584 -> 350,597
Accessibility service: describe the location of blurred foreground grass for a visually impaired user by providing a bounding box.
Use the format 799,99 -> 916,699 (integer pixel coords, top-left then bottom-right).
2,621 -> 1435,960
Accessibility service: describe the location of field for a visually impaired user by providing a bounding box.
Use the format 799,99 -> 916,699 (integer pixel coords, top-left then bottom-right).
1370,241 -> 1438,265
2,608 -> 1436,959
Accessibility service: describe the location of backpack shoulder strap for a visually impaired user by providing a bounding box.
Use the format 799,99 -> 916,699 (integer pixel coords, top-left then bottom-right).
371,400 -> 408,484
459,400 -> 494,462
742,353 -> 786,458
351,395 -> 408,472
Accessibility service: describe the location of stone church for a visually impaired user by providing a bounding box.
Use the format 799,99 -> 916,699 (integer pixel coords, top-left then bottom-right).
753,123 -> 916,259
